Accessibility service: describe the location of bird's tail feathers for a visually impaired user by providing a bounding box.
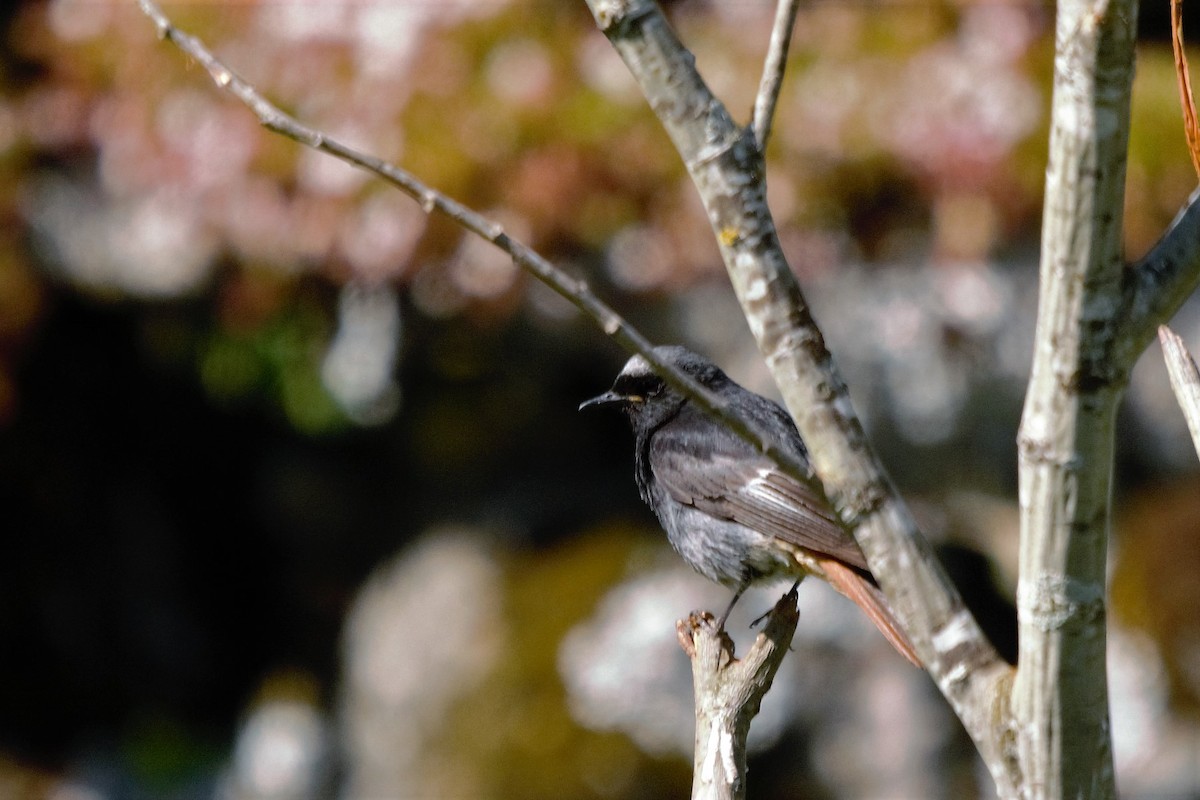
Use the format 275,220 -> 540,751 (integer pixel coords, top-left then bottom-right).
820,558 -> 922,668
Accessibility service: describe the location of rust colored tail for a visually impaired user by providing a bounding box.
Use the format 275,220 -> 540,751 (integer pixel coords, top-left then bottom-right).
820,558 -> 922,667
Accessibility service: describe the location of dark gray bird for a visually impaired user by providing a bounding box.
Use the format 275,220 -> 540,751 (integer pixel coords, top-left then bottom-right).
581,345 -> 920,666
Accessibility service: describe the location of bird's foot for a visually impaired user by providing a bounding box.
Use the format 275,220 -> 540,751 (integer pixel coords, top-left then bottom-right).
690,609 -> 724,634
750,580 -> 803,628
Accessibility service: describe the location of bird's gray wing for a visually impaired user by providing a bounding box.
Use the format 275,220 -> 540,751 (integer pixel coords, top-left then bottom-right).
649,409 -> 869,571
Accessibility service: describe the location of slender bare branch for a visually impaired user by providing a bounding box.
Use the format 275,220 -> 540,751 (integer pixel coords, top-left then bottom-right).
1158,326 -> 1200,461
752,0 -> 802,151
133,0 -> 828,499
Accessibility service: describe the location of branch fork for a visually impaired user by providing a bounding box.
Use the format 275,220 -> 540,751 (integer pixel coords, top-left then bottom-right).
677,591 -> 799,800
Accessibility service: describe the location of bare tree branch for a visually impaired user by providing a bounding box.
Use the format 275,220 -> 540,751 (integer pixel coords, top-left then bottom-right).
678,591 -> 799,800
1158,326 -> 1200,461
752,0 -> 802,151
582,0 -> 1019,792
1117,187 -> 1200,365
133,0 -> 832,504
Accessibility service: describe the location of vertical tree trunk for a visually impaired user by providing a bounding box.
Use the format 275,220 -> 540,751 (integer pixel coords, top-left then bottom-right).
1013,0 -> 1137,795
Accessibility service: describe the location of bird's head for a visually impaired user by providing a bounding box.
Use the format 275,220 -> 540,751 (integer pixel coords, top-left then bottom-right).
579,346 -> 726,428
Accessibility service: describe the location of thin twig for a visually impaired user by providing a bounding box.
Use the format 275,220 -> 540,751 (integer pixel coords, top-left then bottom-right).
133,0 -> 822,492
752,0 -> 802,151
1158,326 -> 1200,461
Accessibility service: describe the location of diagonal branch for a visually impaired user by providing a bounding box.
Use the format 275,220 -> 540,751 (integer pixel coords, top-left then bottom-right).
1113,0 -> 1200,378
1117,186 -> 1200,366
752,0 -> 802,151
583,0 -> 1016,792
132,0 -> 824,504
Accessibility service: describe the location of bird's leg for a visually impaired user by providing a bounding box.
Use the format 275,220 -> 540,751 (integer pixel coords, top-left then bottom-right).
750,578 -> 803,628
715,577 -> 751,630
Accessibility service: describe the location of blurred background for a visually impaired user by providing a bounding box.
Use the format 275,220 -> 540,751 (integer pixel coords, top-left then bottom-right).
2,1 -> 1200,798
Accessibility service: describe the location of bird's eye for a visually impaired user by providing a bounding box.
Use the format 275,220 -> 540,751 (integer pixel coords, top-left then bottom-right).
635,375 -> 666,398
615,373 -> 664,399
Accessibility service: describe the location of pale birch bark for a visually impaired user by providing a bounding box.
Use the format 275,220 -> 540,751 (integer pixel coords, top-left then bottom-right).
677,593 -> 799,800
1012,0 -> 1137,794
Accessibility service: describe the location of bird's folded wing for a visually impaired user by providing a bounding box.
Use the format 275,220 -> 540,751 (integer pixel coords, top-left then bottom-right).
649,424 -> 869,571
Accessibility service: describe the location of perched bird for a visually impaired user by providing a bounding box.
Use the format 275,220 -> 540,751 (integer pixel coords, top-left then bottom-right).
581,345 -> 920,666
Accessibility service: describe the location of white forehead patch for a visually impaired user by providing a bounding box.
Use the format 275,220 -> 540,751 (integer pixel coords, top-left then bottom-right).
619,353 -> 654,378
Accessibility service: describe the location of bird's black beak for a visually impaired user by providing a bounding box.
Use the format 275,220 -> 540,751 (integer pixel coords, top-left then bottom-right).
579,390 -> 627,411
